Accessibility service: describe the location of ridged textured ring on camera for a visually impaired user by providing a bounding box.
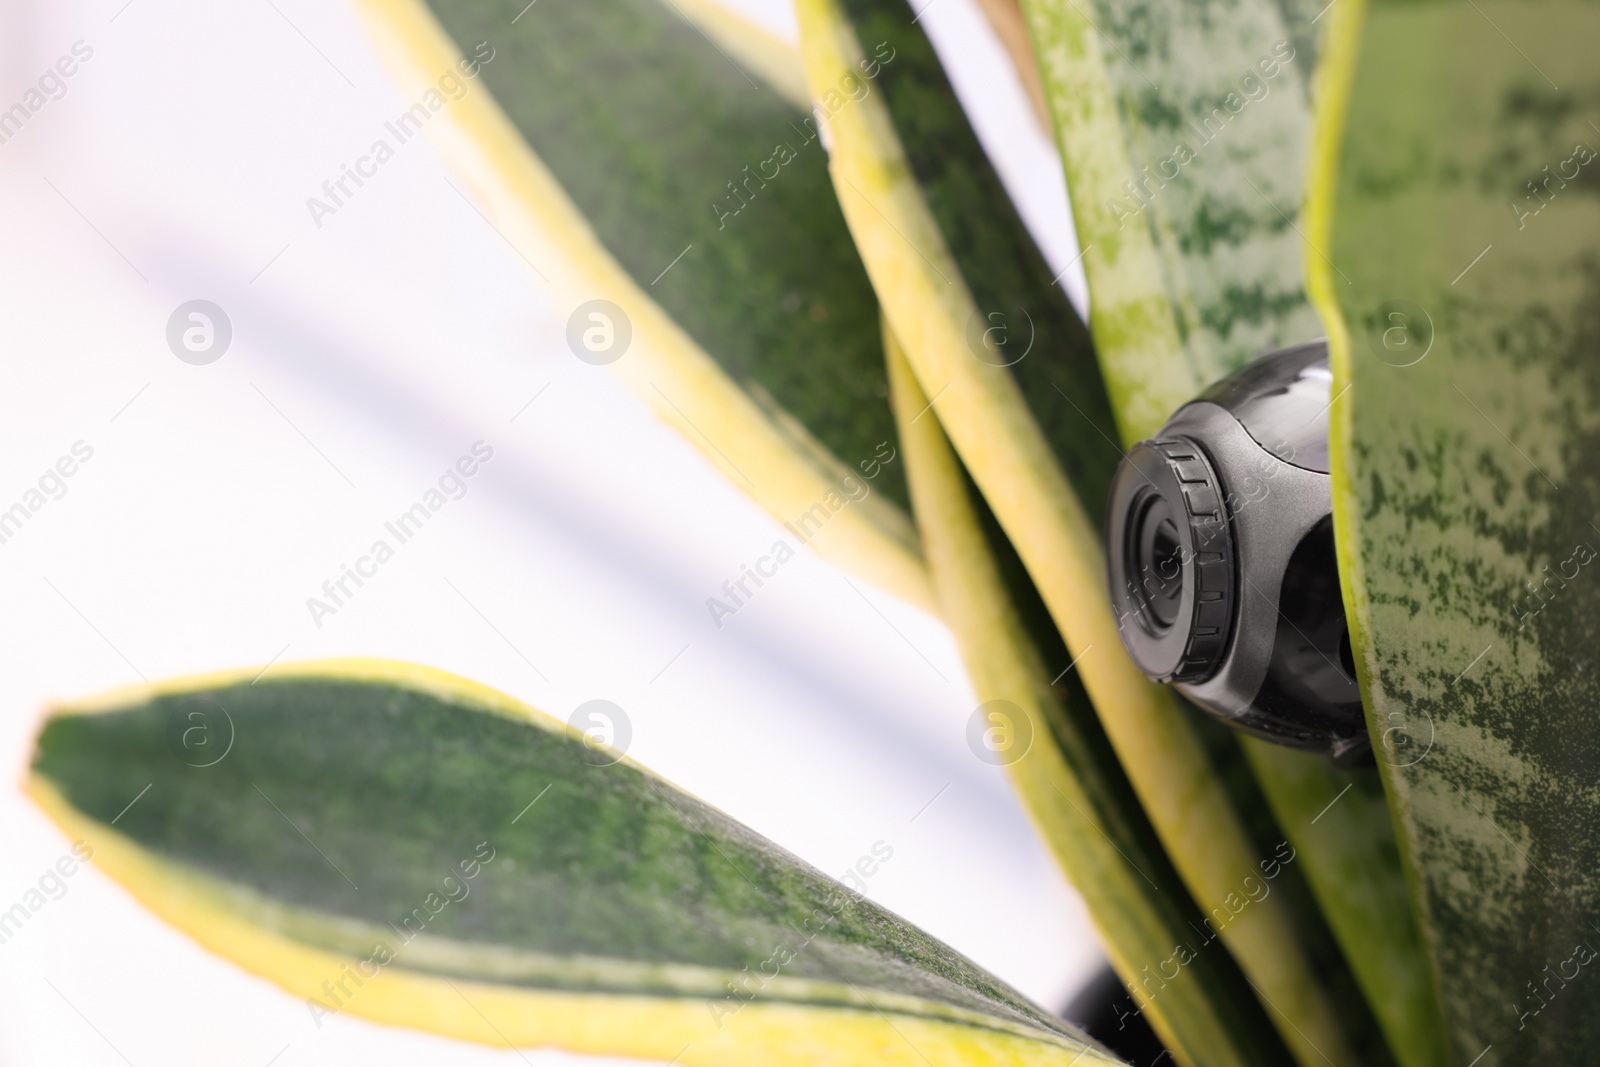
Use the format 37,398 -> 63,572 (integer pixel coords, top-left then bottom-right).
1108,436 -> 1236,684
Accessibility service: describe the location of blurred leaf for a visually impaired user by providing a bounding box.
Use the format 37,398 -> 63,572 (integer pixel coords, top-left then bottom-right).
888,327 -> 1290,1067
30,661 -> 1125,1066
794,2 -> 1353,1063
351,0 -> 932,609
1308,0 -> 1600,1059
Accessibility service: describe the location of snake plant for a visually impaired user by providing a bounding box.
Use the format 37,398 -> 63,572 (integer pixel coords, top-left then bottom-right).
29,0 -> 1595,1063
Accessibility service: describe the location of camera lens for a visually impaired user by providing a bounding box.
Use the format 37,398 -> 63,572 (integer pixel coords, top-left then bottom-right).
1127,492 -> 1183,633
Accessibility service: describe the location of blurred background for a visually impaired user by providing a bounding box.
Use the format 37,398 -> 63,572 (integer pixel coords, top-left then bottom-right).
0,0 -> 1103,1062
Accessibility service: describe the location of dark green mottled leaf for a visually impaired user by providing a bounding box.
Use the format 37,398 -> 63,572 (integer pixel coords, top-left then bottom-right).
30,664 -> 1122,1065
353,0 -> 929,606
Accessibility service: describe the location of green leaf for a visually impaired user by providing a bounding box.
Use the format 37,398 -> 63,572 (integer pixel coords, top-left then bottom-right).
794,2 -> 1354,1062
1019,0 -> 1325,443
29,662 -> 1124,1066
888,327 -> 1291,1067
350,0 -> 932,609
1308,0 -> 1600,1059
801,0 -> 1128,518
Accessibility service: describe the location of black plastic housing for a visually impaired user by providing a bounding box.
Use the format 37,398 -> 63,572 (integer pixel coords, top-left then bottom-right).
1104,341 -> 1369,762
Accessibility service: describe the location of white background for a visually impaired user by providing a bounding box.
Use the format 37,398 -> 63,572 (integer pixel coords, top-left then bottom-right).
0,0 -> 1098,1063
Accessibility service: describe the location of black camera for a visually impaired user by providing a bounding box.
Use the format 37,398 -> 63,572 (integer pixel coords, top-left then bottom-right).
1105,341 -> 1369,763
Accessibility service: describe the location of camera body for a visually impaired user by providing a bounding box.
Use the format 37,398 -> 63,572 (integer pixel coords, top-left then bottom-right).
1104,341 -> 1368,762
